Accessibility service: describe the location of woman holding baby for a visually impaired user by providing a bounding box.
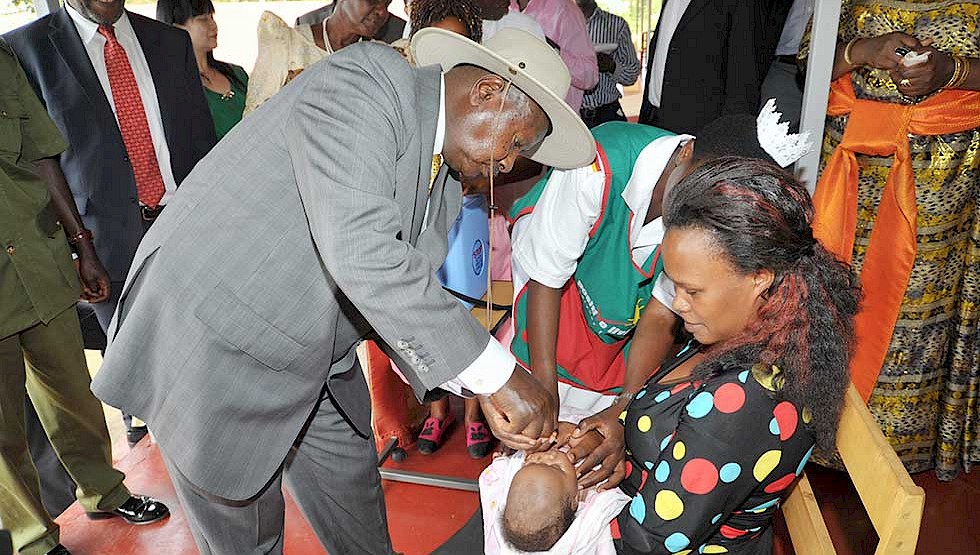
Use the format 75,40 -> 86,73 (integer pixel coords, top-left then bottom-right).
799,1 -> 980,481
487,157 -> 860,554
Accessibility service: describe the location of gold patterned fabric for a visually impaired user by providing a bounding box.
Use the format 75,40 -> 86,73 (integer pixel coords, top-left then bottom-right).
244,11 -> 332,115
801,0 -> 980,481
429,153 -> 442,193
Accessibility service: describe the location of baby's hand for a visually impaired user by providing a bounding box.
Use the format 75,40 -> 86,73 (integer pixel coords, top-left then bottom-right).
555,421 -> 578,447
566,429 -> 605,465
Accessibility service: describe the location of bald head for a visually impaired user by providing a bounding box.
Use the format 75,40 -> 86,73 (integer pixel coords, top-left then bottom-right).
501,458 -> 578,551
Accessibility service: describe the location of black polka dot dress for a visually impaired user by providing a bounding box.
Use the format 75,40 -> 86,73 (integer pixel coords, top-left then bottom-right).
616,344 -> 815,555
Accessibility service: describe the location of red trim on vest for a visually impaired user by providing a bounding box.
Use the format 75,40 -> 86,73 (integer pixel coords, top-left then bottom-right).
588,144 -> 613,238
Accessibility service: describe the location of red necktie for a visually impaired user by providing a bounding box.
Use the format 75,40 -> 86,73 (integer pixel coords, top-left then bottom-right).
98,25 -> 166,208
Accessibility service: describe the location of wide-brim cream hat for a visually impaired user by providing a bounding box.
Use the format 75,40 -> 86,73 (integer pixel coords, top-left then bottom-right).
411,27 -> 596,169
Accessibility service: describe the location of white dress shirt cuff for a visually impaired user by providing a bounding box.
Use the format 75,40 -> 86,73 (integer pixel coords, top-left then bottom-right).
440,338 -> 515,396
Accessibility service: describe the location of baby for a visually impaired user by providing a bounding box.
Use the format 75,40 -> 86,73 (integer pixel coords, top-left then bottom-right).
502,444 -> 580,551
481,422 -> 629,555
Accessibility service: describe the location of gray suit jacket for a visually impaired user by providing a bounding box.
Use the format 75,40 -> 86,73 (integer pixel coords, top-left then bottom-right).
92,43 -> 491,500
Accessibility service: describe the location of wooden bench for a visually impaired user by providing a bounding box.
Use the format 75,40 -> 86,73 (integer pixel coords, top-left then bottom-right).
782,384 -> 925,555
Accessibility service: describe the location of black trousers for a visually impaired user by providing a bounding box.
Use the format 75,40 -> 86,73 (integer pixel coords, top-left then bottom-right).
581,100 -> 628,129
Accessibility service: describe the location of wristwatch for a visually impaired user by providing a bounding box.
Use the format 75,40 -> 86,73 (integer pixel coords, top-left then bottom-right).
613,391 -> 637,406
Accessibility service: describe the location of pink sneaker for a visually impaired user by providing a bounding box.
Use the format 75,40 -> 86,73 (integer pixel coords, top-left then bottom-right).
466,422 -> 493,459
417,415 -> 455,455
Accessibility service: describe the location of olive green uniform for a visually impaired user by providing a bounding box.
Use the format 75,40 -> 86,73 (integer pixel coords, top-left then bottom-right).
0,38 -> 130,555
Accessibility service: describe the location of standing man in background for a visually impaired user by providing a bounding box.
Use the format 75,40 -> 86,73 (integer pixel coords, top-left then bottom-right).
4,0 -> 216,445
576,0 -> 640,128
638,0 -> 760,134
0,38 -> 168,555
510,0 -> 598,111
760,0 -> 813,132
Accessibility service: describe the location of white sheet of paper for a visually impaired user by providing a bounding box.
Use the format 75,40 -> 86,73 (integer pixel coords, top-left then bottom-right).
902,51 -> 931,66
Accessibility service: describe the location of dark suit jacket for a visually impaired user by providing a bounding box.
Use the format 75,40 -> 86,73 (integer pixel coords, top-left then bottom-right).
757,0 -> 794,75
638,0 -> 761,135
4,9 -> 216,281
295,3 -> 406,44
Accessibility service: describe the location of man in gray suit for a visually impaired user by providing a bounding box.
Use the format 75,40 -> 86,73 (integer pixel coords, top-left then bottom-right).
92,28 -> 595,555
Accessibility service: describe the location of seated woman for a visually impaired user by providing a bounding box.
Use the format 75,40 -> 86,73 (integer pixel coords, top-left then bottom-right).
244,0 -> 389,113
570,157 -> 860,554
156,0 -> 248,140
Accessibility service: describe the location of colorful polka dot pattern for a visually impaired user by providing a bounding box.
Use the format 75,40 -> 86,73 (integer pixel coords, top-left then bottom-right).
617,352 -> 816,554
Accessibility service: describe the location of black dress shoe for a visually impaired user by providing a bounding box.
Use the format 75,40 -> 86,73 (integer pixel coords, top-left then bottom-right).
86,495 -> 169,525
126,425 -> 148,447
47,545 -> 72,555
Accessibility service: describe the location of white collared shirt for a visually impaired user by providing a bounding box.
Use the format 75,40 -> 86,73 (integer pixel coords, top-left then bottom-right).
482,11 -> 546,42
775,0 -> 815,56
430,74 -> 516,396
65,5 -> 179,205
646,0 -> 692,108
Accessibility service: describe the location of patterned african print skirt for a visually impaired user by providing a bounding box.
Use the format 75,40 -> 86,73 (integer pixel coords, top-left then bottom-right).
804,0 -> 980,481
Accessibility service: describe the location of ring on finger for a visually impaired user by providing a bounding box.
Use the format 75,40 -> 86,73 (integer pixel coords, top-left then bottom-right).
899,78 -> 912,88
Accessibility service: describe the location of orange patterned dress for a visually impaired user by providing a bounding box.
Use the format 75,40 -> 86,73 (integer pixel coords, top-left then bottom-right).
801,0 -> 980,480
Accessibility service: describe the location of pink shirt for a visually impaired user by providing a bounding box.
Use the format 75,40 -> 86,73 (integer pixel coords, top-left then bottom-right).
510,0 -> 599,111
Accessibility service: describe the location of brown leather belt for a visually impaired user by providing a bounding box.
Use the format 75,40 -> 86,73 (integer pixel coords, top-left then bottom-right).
140,205 -> 164,221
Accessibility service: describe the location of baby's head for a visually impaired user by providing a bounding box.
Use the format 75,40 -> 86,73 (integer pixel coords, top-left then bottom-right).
501,448 -> 579,552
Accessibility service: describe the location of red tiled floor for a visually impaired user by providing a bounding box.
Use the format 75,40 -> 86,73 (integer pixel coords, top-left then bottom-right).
54,413 -> 980,554
55,403 -> 488,555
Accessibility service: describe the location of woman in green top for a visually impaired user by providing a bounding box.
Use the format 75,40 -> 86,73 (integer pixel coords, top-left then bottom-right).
157,0 -> 248,140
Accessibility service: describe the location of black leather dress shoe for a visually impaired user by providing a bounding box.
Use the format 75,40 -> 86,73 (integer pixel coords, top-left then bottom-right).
126,425 -> 148,447
47,545 -> 71,555
86,495 -> 169,525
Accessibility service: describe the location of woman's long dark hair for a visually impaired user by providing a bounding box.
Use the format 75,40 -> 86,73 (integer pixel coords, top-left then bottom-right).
155,0 -> 246,90
663,157 -> 861,451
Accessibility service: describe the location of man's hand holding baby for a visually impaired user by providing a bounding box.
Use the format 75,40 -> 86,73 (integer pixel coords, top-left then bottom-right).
480,366 -> 558,452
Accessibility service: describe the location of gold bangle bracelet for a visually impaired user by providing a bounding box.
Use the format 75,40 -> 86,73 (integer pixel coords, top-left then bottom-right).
844,38 -> 861,66
953,56 -> 971,89
944,55 -> 967,90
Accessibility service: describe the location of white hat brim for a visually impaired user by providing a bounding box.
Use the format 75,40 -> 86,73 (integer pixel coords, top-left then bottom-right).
411,28 -> 596,170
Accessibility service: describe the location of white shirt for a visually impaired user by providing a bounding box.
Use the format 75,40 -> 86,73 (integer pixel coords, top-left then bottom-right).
430,75 -> 516,396
775,0 -> 815,56
482,11 -> 546,42
646,0 -> 692,108
651,272 -> 677,314
65,6 -> 179,205
510,133 -> 693,297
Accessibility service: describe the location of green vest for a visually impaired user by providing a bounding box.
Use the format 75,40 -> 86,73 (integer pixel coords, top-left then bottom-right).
509,122 -> 674,391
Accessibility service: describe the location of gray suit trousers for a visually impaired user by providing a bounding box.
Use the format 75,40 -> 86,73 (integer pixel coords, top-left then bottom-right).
162,382 -> 394,555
